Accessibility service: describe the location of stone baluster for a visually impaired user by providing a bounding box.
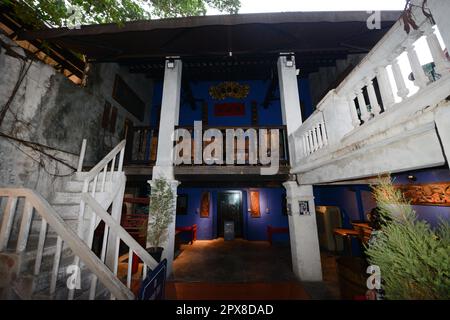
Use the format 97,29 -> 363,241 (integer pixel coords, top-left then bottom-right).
391,55 -> 410,100
306,131 -> 312,154
320,121 -> 328,146
356,89 -> 370,122
406,37 -> 429,89
316,124 -> 323,149
302,135 -> 308,156
310,129 -> 317,151
376,64 -> 396,110
423,23 -> 450,76
365,78 -> 382,115
347,95 -> 360,128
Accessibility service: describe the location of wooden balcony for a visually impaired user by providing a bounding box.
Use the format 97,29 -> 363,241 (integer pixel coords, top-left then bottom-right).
124,125 -> 290,179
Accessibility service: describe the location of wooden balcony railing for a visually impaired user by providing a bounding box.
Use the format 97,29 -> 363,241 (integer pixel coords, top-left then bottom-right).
125,125 -> 289,166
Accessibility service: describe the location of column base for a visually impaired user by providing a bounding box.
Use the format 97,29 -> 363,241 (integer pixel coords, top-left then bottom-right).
283,181 -> 323,281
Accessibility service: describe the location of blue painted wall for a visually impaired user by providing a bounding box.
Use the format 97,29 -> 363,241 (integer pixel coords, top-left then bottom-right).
313,167 -> 450,229
176,187 -> 289,242
392,168 -> 450,228
150,78 -> 313,127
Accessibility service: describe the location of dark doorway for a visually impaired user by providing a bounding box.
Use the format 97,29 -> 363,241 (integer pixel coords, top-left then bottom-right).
217,191 -> 243,238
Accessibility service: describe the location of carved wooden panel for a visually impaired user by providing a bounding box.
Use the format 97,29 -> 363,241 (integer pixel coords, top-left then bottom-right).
397,182 -> 450,206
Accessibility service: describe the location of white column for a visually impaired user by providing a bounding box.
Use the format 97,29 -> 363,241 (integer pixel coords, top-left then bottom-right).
391,57 -> 410,100
283,181 -> 322,281
376,65 -> 396,110
356,89 -> 370,122
423,23 -> 450,76
427,0 -> 450,51
365,78 -> 382,115
150,58 -> 182,276
347,95 -> 360,128
277,55 -> 303,136
406,37 -> 429,89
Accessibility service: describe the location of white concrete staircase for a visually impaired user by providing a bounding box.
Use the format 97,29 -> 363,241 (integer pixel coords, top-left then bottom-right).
0,140 -> 158,300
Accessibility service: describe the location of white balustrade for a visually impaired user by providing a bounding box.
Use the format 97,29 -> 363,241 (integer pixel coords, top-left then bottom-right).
294,111 -> 329,159
289,2 -> 450,165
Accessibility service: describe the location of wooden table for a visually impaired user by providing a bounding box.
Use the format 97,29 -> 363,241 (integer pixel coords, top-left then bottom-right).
333,228 -> 361,256
351,222 -> 372,245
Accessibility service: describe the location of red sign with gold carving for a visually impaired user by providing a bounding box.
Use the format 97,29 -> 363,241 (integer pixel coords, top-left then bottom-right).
214,103 -> 245,117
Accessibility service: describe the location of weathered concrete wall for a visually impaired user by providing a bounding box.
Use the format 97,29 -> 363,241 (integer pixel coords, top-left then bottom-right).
0,35 -> 153,199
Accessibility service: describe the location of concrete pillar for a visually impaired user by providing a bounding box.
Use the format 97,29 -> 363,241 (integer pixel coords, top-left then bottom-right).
277,55 -> 303,136
148,58 -> 182,276
283,181 -> 322,281
428,0 -> 450,51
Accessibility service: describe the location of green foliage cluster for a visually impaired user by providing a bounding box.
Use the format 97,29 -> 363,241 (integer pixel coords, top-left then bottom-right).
2,0 -> 240,27
366,177 -> 450,299
145,178 -> 175,248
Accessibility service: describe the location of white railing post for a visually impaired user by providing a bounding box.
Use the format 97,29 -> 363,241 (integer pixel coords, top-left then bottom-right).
423,23 -> 450,76
376,64 -> 396,110
347,95 -> 360,128
118,147 -> 125,172
302,135 -> 308,157
320,121 -> 328,146
406,37 -> 429,89
77,139 -> 87,173
0,197 -> 18,250
16,200 -> 34,253
391,55 -> 410,100
356,89 -> 371,122
366,78 -> 382,115
316,125 -> 323,148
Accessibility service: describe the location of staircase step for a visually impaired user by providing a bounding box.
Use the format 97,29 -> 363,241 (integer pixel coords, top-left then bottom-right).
51,192 -> 109,205
52,204 -> 81,219
65,180 -> 112,193
73,172 -> 121,182
16,264 -> 93,299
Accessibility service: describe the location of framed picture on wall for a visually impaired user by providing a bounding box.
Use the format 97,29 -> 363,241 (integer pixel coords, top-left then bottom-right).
176,194 -> 188,215
298,201 -> 310,215
200,192 -> 210,218
249,191 -> 261,218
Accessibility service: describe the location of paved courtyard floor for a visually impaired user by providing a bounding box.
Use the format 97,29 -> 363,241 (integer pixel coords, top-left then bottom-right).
167,238 -> 340,299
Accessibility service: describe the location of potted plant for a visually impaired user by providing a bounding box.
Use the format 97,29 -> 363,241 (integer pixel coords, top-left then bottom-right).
365,176 -> 450,300
144,178 -> 175,262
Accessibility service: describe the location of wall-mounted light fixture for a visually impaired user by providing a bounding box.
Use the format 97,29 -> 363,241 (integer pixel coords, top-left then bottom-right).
167,59 -> 175,69
408,175 -> 417,182
285,55 -> 294,68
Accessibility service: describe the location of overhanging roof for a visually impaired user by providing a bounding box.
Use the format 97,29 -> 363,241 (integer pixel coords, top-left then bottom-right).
21,11 -> 402,63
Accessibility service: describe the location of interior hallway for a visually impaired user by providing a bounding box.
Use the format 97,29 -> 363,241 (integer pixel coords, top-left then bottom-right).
166,238 -> 340,299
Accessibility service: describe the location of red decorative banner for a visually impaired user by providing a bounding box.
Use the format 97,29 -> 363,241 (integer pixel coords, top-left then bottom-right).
214,103 -> 245,117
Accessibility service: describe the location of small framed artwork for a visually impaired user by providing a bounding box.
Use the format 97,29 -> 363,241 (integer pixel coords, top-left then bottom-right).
176,194 -> 188,215
249,191 -> 261,218
200,192 -> 210,218
298,201 -> 310,215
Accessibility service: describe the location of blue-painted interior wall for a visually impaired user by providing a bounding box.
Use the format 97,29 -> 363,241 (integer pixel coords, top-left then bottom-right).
176,187 -> 289,242
314,168 -> 450,229
150,78 -> 314,127
392,168 -> 450,227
